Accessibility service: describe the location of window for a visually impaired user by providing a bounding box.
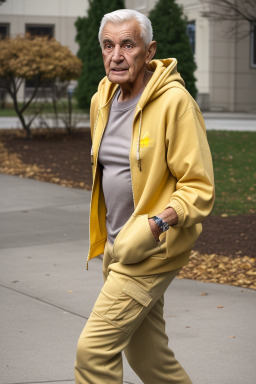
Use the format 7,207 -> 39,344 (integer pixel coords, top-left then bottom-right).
26,24 -> 54,38
251,24 -> 256,68
186,21 -> 196,55
25,25 -> 54,89
0,23 -> 9,39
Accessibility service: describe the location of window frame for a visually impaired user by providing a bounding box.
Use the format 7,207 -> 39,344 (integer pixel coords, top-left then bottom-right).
250,23 -> 256,68
186,20 -> 196,56
25,24 -> 55,38
0,23 -> 10,39
25,24 -> 55,90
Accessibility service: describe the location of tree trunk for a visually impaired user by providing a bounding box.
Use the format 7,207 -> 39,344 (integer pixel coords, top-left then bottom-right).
12,93 -> 31,138
7,78 -> 41,138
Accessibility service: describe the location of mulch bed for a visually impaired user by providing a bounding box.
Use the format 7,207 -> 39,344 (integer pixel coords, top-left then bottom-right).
0,129 -> 93,190
1,129 -> 255,289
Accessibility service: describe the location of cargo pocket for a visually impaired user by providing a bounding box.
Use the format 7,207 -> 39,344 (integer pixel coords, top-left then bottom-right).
100,280 -> 152,333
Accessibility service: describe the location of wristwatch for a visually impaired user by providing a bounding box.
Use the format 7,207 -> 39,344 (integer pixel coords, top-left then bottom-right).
151,216 -> 170,232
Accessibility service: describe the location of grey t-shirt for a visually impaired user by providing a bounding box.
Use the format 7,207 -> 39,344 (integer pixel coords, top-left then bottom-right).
98,90 -> 142,244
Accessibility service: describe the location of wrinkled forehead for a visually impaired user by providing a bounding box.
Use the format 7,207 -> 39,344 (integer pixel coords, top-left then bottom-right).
102,19 -> 143,42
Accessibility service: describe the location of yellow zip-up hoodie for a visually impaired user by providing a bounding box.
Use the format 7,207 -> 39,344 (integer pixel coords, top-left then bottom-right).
88,58 -> 215,276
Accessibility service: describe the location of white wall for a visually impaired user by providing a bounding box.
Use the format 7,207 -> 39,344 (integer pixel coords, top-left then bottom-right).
0,0 -> 88,17
0,0 -> 89,102
0,0 -> 89,54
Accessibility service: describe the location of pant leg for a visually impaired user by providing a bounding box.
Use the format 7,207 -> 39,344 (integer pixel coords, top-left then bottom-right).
75,266 -> 179,383
125,296 -> 193,384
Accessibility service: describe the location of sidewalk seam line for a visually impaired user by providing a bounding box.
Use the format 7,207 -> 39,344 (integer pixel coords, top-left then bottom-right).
0,283 -> 88,320
3,380 -> 74,384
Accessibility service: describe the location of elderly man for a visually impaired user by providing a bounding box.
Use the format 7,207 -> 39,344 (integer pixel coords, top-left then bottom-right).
75,9 -> 214,384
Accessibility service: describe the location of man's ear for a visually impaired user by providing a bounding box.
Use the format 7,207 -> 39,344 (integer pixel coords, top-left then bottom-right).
146,41 -> 157,64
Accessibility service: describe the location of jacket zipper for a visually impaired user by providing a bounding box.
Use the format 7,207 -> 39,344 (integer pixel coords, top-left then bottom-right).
129,137 -> 136,211
87,108 -> 108,270
129,109 -> 141,212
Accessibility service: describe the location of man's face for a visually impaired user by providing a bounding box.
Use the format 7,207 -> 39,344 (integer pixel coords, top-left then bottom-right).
101,19 -> 153,88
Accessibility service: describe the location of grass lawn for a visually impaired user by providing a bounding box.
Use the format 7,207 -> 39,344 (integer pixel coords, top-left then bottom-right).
207,131 -> 256,216
0,108 -> 18,117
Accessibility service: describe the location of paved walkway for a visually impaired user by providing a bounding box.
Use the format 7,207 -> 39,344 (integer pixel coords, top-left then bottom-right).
0,111 -> 256,131
203,112 -> 256,131
1,174 -> 256,384
0,115 -> 90,130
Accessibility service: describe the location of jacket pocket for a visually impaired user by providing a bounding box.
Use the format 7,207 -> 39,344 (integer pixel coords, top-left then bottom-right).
113,214 -> 162,264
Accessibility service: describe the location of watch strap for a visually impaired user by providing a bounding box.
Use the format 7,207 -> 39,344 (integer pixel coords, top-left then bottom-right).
151,216 -> 170,232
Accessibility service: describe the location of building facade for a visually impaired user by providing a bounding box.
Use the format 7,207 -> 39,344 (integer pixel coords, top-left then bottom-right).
0,0 -> 255,112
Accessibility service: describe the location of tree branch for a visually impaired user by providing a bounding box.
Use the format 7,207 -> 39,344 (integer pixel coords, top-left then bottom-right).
26,109 -> 42,128
16,78 -> 24,93
20,82 -> 40,113
201,0 -> 256,23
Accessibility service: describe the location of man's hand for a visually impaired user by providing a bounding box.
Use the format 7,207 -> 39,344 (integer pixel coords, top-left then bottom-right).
148,218 -> 162,241
148,207 -> 178,241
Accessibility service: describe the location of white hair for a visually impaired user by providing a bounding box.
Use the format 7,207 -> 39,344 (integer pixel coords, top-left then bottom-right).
98,9 -> 153,48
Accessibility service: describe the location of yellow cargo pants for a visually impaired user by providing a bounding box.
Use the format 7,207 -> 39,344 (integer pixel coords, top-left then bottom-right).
75,242 -> 193,384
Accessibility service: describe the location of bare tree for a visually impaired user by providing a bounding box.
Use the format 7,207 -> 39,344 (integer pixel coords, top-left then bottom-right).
200,0 -> 256,36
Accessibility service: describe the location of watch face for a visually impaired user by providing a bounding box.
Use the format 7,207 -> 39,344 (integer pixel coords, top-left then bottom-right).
163,222 -> 169,231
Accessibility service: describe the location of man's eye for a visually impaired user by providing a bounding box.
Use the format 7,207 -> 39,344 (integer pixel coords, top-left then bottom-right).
105,45 -> 112,50
125,44 -> 132,49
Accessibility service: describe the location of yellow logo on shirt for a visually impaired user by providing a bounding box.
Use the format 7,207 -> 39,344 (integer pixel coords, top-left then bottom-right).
140,131 -> 155,148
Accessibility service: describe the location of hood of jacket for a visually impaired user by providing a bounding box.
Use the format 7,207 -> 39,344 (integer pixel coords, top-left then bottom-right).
96,58 -> 185,111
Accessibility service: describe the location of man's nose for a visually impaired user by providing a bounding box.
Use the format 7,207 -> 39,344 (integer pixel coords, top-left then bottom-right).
112,45 -> 123,62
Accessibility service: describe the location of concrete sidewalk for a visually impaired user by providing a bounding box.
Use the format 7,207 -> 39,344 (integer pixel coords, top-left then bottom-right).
0,174 -> 255,384
203,112 -> 256,131
0,111 -> 256,131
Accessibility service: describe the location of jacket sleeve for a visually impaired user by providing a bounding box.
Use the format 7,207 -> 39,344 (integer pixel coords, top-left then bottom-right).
165,105 -> 215,228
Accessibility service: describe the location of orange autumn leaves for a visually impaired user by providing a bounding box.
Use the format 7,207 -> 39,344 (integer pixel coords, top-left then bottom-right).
0,35 -> 82,82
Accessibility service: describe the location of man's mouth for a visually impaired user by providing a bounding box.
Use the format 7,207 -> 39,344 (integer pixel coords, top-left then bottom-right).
111,68 -> 128,72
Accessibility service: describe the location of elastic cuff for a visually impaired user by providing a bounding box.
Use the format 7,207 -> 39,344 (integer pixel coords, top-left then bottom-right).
166,199 -> 184,227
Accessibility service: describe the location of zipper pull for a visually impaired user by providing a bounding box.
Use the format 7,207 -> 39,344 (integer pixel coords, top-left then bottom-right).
91,146 -> 94,165
138,158 -> 142,171
137,151 -> 142,171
